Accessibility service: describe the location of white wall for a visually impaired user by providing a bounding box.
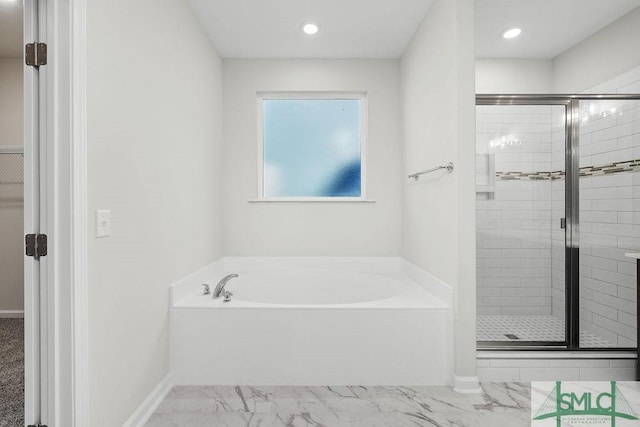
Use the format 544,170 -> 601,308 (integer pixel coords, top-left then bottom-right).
222,59 -> 402,256
0,58 -> 23,145
476,59 -> 553,94
552,6 -> 640,93
0,58 -> 23,313
86,0 -> 224,425
401,0 -> 476,379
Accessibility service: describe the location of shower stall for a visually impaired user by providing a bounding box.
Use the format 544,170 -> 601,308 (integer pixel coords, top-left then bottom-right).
476,95 -> 640,350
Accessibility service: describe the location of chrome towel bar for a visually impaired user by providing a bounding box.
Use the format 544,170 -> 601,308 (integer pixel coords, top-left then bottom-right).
408,162 -> 454,181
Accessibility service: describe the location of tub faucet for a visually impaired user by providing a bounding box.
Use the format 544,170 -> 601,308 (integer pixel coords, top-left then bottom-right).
212,274 -> 238,299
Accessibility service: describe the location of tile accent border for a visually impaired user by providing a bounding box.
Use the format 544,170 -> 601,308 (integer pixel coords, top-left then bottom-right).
494,158 -> 640,181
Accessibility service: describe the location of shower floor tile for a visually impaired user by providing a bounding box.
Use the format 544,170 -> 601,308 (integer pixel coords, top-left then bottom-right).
477,315 -> 616,347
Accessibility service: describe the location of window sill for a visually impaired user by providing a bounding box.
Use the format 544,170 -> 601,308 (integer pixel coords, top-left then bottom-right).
248,198 -> 376,203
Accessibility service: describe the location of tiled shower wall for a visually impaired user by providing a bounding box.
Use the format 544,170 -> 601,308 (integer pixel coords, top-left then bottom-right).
573,66 -> 640,347
476,106 -> 554,315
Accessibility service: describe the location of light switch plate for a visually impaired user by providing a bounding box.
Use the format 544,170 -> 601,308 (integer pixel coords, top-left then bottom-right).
96,210 -> 111,237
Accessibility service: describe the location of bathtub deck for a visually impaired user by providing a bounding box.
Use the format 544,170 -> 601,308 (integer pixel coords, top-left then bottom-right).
173,275 -> 449,310
145,383 -> 533,426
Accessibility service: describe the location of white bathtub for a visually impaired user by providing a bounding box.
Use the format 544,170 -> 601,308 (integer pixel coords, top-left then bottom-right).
170,257 -> 453,386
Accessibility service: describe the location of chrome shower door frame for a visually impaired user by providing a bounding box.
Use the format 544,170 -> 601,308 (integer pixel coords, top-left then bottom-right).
476,94 -> 640,351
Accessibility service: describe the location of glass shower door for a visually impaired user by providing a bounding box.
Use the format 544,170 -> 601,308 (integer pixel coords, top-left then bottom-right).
476,102 -> 567,346
577,98 -> 640,349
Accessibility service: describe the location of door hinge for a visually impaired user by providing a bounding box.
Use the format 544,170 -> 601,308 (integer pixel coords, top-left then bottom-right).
560,218 -> 566,229
25,42 -> 47,67
25,233 -> 48,258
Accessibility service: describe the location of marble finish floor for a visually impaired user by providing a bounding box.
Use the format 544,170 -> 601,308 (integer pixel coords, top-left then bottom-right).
146,383 -> 531,426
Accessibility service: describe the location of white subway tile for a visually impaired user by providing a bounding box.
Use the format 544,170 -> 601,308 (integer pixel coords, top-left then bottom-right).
580,276 -> 618,297
478,267 -> 503,278
519,368 -> 580,381
581,187 -> 619,200
619,236 -> 640,251
580,254 -> 618,272
491,359 -> 550,368
618,212 -> 640,224
579,368 -> 635,381
581,211 -> 618,223
476,210 -> 503,220
477,367 -> 520,382
502,268 -> 550,278
477,307 -> 503,315
617,260 -> 636,275
592,290 -> 636,315
617,286 -> 636,304
478,258 -> 521,268
481,296 -> 521,306
549,359 -> 609,368
592,148 -> 633,166
476,359 -> 491,368
592,313 -> 636,340
581,298 -> 618,320
477,248 -> 503,258
591,268 -> 636,288
483,238 -> 522,249
593,223 -> 640,238
618,311 -> 637,328
580,321 -> 618,346
610,359 -> 636,368
616,336 -> 637,347
521,297 -> 552,307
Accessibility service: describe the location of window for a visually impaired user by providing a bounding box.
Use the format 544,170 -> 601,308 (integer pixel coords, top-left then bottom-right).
257,92 -> 367,200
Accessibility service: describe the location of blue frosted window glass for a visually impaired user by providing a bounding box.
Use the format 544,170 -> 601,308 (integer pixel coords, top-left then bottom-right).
262,99 -> 362,197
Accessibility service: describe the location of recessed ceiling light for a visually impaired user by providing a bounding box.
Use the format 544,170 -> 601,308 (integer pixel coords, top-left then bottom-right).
501,27 -> 522,39
302,22 -> 319,36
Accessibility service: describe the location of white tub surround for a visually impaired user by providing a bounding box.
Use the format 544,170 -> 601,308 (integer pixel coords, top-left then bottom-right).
170,257 -> 453,386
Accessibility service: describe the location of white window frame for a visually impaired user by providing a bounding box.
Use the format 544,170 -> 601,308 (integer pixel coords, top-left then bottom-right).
255,91 -> 369,202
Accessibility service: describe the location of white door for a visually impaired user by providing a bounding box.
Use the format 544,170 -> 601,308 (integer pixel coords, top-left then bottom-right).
23,0 -> 49,424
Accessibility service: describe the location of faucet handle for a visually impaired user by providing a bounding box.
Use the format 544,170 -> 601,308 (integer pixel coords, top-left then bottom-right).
201,283 -> 211,295
223,291 -> 233,303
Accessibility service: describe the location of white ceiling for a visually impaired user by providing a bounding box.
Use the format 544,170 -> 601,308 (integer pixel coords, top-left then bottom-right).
3,1 -> 638,61
186,0 -> 434,58
475,0 -> 640,59
0,1 -> 23,58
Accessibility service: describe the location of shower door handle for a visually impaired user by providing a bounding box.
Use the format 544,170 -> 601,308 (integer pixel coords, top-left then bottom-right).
560,218 -> 566,229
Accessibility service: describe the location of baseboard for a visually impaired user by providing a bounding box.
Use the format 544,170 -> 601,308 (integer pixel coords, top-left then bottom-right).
122,373 -> 173,427
452,375 -> 481,394
0,310 -> 24,318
